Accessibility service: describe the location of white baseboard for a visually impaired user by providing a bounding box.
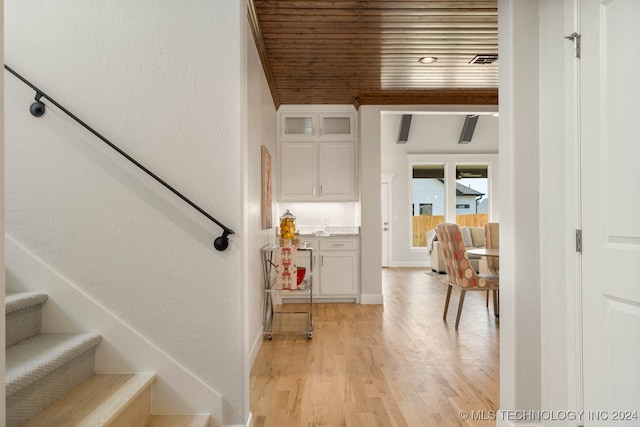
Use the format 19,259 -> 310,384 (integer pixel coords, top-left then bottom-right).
496,410 -> 544,427
389,261 -> 429,268
225,411 -> 252,427
249,330 -> 263,371
359,293 -> 384,305
6,236 -> 225,422
497,422 -> 543,427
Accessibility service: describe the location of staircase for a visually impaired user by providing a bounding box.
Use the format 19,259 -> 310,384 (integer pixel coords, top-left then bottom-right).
5,291 -> 211,427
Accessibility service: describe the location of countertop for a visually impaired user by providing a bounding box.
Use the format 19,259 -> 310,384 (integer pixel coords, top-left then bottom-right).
295,225 -> 360,237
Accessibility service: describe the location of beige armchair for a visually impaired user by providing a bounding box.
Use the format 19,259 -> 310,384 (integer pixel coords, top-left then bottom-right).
429,226 -> 486,273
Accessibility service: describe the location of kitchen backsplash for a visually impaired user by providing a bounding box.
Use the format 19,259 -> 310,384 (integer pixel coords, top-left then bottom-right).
296,225 -> 360,235
277,202 -> 360,226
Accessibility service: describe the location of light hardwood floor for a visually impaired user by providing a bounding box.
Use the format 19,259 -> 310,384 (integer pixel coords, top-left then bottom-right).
250,268 -> 499,427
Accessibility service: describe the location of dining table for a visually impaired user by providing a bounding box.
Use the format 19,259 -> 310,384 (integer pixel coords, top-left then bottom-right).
466,247 -> 499,319
466,247 -> 499,258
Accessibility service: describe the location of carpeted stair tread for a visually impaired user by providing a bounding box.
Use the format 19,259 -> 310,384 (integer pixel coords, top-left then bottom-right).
6,333 -> 102,396
6,291 -> 49,348
22,373 -> 156,427
6,292 -> 48,314
149,415 -> 211,427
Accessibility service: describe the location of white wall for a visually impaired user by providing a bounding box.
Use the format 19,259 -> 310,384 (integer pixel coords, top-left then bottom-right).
381,113 -> 499,266
0,0 -> 6,421
498,0 -> 542,424
359,107 -> 384,304
244,14 -> 276,391
386,113 -> 499,155
5,1 -> 247,425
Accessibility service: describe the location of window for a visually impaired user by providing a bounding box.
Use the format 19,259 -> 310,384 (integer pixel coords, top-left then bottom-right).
408,155 -> 497,249
411,164 -> 445,247
455,165 -> 489,227
419,204 -> 433,215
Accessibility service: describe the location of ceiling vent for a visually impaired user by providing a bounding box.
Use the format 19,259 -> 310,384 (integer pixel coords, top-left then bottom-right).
459,115 -> 479,144
397,114 -> 412,144
469,54 -> 498,65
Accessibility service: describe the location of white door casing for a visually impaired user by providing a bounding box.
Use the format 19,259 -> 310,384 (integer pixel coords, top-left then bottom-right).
580,0 -> 640,424
381,182 -> 390,267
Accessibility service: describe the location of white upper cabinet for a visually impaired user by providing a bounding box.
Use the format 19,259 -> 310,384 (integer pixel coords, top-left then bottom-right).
279,142 -> 317,200
278,107 -> 358,202
317,142 -> 356,199
318,113 -> 355,139
281,114 -> 316,139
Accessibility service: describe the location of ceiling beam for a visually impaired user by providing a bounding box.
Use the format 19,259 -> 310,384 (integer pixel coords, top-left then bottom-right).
355,89 -> 498,107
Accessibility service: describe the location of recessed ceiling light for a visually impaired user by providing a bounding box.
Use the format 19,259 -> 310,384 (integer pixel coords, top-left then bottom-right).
418,57 -> 438,64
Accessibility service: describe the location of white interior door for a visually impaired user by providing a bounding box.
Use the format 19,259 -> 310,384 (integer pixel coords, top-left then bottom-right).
581,0 -> 640,423
381,182 -> 390,267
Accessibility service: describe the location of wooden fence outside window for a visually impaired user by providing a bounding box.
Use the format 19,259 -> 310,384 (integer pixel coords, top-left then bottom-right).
412,213 -> 488,247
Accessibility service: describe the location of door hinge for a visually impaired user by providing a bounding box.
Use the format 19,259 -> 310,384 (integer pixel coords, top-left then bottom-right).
576,229 -> 582,253
565,32 -> 581,58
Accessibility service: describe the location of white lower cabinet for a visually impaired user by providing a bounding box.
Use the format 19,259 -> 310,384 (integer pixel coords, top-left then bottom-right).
319,251 -> 358,296
286,237 -> 360,302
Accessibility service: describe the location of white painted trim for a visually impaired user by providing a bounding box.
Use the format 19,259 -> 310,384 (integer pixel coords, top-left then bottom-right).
407,248 -> 428,253
225,411 -> 253,427
359,293 -> 384,305
497,417 -> 542,427
5,235 -> 225,421
497,419 -> 514,427
407,153 -> 500,163
381,180 -> 393,267
278,104 -> 357,114
568,0 -> 583,416
389,261 -> 429,268
248,329 -> 263,372
381,173 -> 395,183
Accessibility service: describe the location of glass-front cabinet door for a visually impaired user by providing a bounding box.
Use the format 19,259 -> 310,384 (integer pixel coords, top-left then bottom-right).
281,114 -> 316,139
319,113 -> 355,139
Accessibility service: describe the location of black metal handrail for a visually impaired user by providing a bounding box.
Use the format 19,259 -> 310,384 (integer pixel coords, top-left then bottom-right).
4,64 -> 234,251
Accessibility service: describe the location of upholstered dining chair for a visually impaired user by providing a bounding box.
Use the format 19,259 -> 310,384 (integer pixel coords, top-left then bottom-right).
436,223 -> 499,328
480,222 -> 500,307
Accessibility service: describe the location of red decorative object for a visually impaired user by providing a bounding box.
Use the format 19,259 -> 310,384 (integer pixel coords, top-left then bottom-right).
296,267 -> 306,286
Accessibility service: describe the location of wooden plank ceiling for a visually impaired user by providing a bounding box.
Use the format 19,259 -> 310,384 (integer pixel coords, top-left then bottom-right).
248,0 -> 498,108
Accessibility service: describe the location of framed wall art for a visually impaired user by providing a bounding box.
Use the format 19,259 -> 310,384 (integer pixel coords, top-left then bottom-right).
261,145 -> 273,229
